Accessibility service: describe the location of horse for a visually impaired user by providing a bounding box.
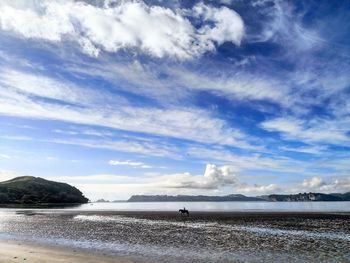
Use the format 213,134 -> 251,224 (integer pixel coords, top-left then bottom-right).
179,207 -> 190,215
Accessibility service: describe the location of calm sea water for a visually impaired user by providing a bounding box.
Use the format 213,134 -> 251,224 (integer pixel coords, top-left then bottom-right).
50,201 -> 350,212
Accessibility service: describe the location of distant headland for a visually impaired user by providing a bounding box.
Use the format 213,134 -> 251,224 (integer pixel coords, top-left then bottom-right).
127,192 -> 350,202
127,194 -> 262,202
0,176 -> 89,207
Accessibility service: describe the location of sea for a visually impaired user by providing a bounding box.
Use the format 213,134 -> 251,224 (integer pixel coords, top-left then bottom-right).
66,200 -> 350,212
0,201 -> 349,262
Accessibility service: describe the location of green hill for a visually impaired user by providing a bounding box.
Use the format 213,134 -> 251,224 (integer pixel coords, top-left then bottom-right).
0,176 -> 89,205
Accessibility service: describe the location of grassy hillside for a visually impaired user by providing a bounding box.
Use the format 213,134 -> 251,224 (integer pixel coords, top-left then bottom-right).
0,176 -> 89,205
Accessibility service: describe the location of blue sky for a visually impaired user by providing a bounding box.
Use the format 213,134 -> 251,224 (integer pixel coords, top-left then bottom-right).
0,0 -> 349,200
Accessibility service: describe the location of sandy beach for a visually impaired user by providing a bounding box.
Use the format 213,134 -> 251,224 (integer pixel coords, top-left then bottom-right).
0,239 -> 138,263
0,210 -> 349,262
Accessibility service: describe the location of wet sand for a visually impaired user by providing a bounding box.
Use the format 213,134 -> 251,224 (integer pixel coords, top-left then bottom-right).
0,211 -> 349,262
0,240 -> 137,263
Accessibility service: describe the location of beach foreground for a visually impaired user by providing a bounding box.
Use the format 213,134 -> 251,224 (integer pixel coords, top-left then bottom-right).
0,240 -> 137,263
0,210 -> 349,262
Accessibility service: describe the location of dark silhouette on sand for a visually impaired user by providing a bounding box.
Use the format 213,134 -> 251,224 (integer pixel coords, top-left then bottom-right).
179,207 -> 189,215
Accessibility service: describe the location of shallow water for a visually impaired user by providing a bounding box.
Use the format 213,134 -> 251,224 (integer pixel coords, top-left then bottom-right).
66,201 -> 350,212
0,209 -> 349,262
3,201 -> 350,212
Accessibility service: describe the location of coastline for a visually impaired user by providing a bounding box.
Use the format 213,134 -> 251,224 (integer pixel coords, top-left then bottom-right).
0,239 -> 140,263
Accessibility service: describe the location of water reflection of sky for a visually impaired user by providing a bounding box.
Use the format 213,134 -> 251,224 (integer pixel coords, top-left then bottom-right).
1,201 -> 349,212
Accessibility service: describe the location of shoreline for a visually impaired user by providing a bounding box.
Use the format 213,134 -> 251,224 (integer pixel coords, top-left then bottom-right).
4,210 -> 350,223
0,239 -> 142,263
10,210 -> 350,216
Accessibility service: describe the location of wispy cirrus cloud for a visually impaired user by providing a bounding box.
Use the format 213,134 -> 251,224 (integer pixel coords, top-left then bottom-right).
109,160 -> 152,169
260,117 -> 350,146
279,145 -> 327,155
0,154 -> 11,159
248,0 -> 324,53
0,69 -> 253,148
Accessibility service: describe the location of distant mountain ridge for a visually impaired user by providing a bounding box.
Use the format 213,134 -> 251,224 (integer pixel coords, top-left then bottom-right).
0,176 -> 89,205
264,192 -> 350,202
128,192 -> 350,202
128,194 -> 264,202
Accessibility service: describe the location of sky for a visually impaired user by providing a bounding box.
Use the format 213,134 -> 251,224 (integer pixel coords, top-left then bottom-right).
0,0 -> 349,200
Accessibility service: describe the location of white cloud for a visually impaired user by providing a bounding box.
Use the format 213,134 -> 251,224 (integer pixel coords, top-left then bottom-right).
261,117 -> 349,145
186,146 -> 308,174
236,183 -> 280,194
302,177 -> 324,188
0,170 -> 18,182
1,69 -> 85,104
0,132 -> 179,158
249,0 -> 323,53
50,164 -> 240,199
0,69 -> 126,106
161,164 -> 237,189
192,3 -> 244,46
42,137 -> 178,159
299,176 -> 350,193
0,1 -> 244,59
261,117 -> 302,134
0,154 -> 11,159
0,69 -> 251,148
51,174 -> 141,185
0,2 -> 74,41
165,65 -> 289,104
319,178 -> 350,193
279,145 -> 326,155
109,160 -> 152,169
66,57 -> 292,110
53,128 -> 114,137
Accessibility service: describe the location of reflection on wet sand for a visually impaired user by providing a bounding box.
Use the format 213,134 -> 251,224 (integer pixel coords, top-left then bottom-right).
0,210 -> 349,262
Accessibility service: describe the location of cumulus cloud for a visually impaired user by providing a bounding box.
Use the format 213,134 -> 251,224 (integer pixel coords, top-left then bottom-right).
302,177 -> 325,188
192,3 -> 244,46
320,178 -> 350,193
300,176 -> 350,193
161,164 -> 237,189
0,1 -> 244,59
236,183 -> 280,194
109,160 -> 152,169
